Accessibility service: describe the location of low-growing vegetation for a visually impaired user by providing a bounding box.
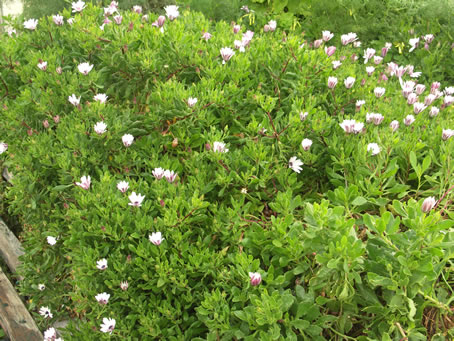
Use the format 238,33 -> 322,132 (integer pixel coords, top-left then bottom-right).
0,1 -> 453,340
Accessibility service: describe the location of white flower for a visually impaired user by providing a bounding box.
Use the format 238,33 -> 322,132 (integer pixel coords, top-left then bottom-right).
37,61 -> 47,71
424,34 -> 434,44
39,306 -> 53,319
444,95 -> 454,106
288,156 -> 303,173
122,134 -> 134,147
47,236 -> 57,246
132,5 -> 142,14
344,77 -> 355,89
0,142 -> 7,154
322,30 -> 334,42
220,47 -> 235,64
213,141 -> 229,153
75,175 -> 91,190
95,292 -> 110,304
341,32 -> 358,45
120,281 -> 129,290
374,87 -> 386,98
113,15 -> 122,25
152,167 -> 165,180
164,5 -> 180,21
94,122 -> 107,134
340,119 -> 364,134
366,66 -> 375,76
442,129 -> 454,140
100,317 -> 116,334
163,170 -> 177,183
429,106 -> 439,118
327,76 -> 338,89
444,87 -> 454,95
7,27 -> 16,37
77,62 -> 93,75
367,143 -> 381,155
373,56 -> 383,65
299,112 -> 308,122
356,100 -> 365,109
117,181 -> 129,193
38,284 -> 46,291
363,48 -> 376,64
149,232 -> 164,246
43,327 -> 56,340
301,138 -> 312,151
71,1 -> 86,13
23,19 -> 38,30
413,102 -> 427,114
128,192 -> 145,207
366,113 -> 384,125
187,97 -> 198,107
268,20 -> 277,31
67,18 -> 75,25
332,60 -> 342,69
68,94 -> 80,106
96,258 -> 108,270
53,14 -> 64,26
202,32 -> 212,41
415,84 -> 426,95
409,37 -> 420,52
93,93 -> 108,103
353,41 -> 361,48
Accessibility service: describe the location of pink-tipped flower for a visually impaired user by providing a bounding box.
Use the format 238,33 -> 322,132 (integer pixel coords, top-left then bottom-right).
374,87 -> 385,98
39,306 -> 53,319
381,42 -> 392,57
430,82 -> 441,94
96,258 -> 108,270
366,113 -> 384,125
164,170 -> 177,183
128,192 -> 145,207
149,232 -> 164,246
72,1 -> 86,13
117,181 -> 129,193
344,77 -> 355,89
100,317 -> 116,334
67,18 -> 75,25
340,119 -> 364,134
322,30 -> 334,42
233,24 -> 241,34
442,129 -> 454,140
413,102 -> 427,114
120,281 -> 129,290
390,120 -> 399,132
113,15 -> 123,25
248,272 -> 262,286
367,143 -> 381,155
444,87 -> 454,95
53,14 -> 64,26
325,46 -> 336,57
23,18 -> 38,30
95,292 -> 110,305
313,39 -> 323,48
0,142 -> 8,155
78,62 -> 93,75
43,119 -> 49,129
152,167 -> 165,180
122,134 -> 134,147
94,122 -> 107,134
366,66 -> 375,76
37,61 -> 47,71
53,115 -> 60,124
404,114 -> 416,126
429,106 -> 439,118
220,47 -> 235,64
288,156 -> 303,173
341,32 -> 358,45
202,32 -> 212,41
187,97 -> 198,107
267,20 -> 277,32
424,34 -> 434,44
94,93 -> 108,103
75,175 -> 91,190
327,76 -> 338,89
373,56 -> 383,65
164,5 -> 179,20
301,138 -> 312,151
43,327 -> 57,340
407,93 -> 418,105
213,141 -> 229,153
363,48 -> 376,64
132,5 -> 142,14
415,84 -> 426,95
103,17 -> 112,25
353,41 -> 361,48
421,197 -> 436,213
444,95 -> 454,107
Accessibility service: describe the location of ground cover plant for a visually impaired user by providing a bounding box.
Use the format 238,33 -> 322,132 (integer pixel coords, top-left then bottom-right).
0,1 -> 454,340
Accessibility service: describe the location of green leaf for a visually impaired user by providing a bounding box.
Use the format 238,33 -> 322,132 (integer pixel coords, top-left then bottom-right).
351,196 -> 368,206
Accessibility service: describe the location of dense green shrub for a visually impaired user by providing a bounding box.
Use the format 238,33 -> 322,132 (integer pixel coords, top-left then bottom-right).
1,2 -> 454,340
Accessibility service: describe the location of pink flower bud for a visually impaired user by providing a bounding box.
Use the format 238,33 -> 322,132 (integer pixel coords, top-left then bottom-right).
421,197 -> 436,213
53,115 -> 60,124
158,15 -> 166,27
233,24 -> 240,34
263,24 -> 270,33
43,120 -> 49,128
313,39 -> 322,48
248,272 -> 262,286
390,120 -> 399,132
56,67 -> 62,74
324,46 -> 336,57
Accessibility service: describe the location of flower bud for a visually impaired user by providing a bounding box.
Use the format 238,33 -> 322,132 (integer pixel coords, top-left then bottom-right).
56,66 -> 62,74
172,138 -> 178,148
53,115 -> 60,124
248,272 -> 262,286
43,120 -> 49,128
421,197 -> 436,213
